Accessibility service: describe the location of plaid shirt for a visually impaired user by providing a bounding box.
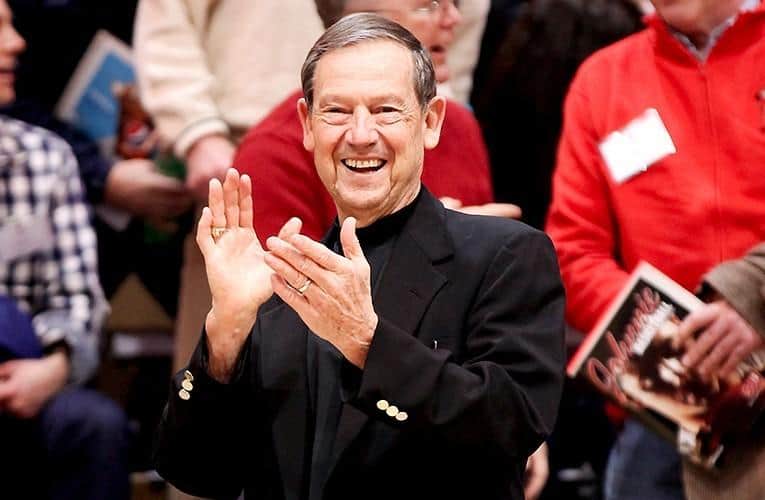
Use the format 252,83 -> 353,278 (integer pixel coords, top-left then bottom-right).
0,115 -> 107,384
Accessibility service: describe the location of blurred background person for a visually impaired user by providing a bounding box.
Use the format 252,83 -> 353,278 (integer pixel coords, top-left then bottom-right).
4,0 -> 193,316
0,1 -> 130,497
546,1 -> 765,499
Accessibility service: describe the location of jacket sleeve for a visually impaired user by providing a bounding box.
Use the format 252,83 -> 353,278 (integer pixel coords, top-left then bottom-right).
133,0 -> 228,157
349,228 -> 566,460
544,72 -> 629,332
703,243 -> 765,338
153,332 -> 259,499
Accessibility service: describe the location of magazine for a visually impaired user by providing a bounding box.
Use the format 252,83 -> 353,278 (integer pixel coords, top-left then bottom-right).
568,261 -> 765,468
53,30 -> 185,233
54,30 -> 135,159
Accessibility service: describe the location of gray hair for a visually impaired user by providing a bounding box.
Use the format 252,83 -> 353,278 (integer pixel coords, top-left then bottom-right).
300,13 -> 437,112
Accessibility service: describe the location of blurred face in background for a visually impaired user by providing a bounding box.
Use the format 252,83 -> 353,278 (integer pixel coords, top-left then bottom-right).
0,0 -> 25,105
650,0 -> 746,42
344,0 -> 461,83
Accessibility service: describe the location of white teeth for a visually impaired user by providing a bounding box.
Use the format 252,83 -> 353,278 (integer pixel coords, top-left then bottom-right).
344,159 -> 384,169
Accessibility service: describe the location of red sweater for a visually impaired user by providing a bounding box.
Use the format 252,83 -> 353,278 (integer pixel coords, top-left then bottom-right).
234,89 -> 493,244
546,5 -> 765,333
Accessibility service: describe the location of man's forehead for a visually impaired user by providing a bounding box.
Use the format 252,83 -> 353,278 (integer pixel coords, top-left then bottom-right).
313,39 -> 413,83
311,41 -> 418,107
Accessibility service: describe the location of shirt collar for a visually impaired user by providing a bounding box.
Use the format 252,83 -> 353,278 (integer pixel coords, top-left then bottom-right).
670,0 -> 760,61
327,186 -> 423,251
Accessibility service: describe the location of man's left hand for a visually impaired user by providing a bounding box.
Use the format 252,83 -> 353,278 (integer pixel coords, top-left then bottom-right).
265,217 -> 378,368
676,300 -> 764,380
0,351 -> 69,418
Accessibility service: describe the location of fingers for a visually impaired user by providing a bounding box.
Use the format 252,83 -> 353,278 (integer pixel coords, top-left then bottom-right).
719,344 -> 752,379
681,313 -> 727,368
0,378 -> 14,403
439,196 -> 462,209
457,203 -> 523,219
278,217 -> 303,240
238,174 -> 253,228
270,273 -> 315,320
196,206 -> 215,255
208,178 -> 226,229
340,217 -> 365,262
223,168 -> 240,229
287,233 -> 344,272
265,237 -> 332,292
696,333 -> 738,379
675,304 -> 718,347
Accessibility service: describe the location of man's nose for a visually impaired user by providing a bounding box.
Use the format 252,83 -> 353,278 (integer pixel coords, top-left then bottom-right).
345,109 -> 378,146
441,0 -> 461,27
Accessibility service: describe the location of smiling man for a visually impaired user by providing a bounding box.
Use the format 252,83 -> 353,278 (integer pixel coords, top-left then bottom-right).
234,0 -> 519,251
153,14 -> 565,500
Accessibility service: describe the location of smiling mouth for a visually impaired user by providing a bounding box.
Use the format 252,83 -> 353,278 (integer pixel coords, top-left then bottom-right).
342,159 -> 387,173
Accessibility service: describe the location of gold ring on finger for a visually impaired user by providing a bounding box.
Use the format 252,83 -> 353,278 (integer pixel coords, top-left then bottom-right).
211,226 -> 228,240
296,279 -> 312,296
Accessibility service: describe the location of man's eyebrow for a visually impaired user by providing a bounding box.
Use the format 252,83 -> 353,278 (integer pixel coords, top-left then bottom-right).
317,94 -> 408,106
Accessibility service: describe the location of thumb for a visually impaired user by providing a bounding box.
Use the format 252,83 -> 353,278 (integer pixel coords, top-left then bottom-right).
340,217 -> 364,261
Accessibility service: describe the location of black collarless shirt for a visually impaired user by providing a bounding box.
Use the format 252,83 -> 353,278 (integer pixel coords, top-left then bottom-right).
305,189 -> 423,499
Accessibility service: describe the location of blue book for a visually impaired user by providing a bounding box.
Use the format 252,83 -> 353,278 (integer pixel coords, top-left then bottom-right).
54,30 -> 134,159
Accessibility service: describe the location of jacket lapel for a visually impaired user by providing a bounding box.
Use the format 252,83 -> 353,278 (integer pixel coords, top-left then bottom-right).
260,306 -> 310,500
331,189 -> 453,466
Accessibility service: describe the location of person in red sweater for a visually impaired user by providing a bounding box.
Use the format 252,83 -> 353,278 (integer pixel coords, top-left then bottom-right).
545,0 -> 765,499
235,0 -> 521,245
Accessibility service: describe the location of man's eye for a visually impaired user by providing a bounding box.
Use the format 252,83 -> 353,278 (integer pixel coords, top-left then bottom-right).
377,107 -> 400,114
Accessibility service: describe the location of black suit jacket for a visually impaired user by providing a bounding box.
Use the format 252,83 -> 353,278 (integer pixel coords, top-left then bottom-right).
154,189 -> 566,500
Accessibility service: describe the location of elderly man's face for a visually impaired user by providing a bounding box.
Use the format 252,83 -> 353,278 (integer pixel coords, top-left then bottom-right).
298,40 -> 445,225
650,0 -> 745,38
0,0 -> 25,105
345,0 -> 461,83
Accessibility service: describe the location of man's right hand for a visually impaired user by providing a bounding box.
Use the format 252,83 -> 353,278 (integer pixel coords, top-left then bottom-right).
104,158 -> 192,218
198,168 -> 300,382
185,135 -> 236,201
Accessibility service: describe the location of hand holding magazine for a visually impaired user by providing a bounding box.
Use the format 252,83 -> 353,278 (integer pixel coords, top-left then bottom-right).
568,262 -> 765,468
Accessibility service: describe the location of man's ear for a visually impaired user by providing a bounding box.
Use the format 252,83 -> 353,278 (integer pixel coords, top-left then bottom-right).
297,98 -> 315,152
423,96 -> 447,150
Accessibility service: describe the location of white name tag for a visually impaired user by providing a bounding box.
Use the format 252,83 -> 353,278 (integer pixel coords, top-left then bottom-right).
599,108 -> 676,183
0,214 -> 55,263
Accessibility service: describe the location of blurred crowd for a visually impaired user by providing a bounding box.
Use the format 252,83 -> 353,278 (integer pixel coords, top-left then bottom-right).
0,0 -> 763,499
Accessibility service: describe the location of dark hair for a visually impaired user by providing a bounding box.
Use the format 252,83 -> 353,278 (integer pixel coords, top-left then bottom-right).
472,0 -> 642,229
301,13 -> 437,112
314,0 -> 347,29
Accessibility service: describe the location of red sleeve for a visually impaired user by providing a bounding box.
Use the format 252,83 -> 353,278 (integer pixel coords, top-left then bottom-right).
544,75 -> 629,332
234,124 -> 335,247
